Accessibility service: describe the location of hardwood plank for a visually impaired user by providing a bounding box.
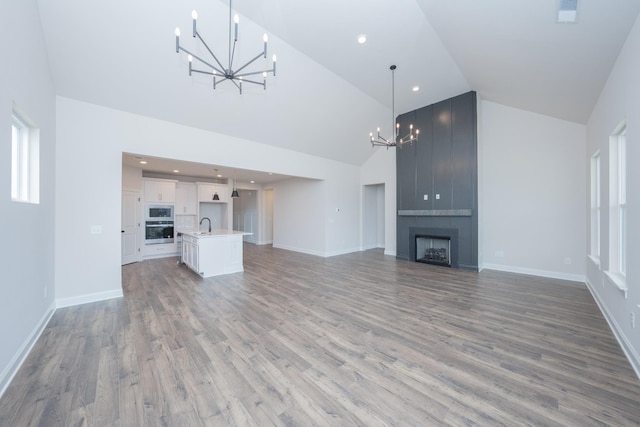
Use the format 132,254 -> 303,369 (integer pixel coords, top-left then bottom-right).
1,244 -> 639,426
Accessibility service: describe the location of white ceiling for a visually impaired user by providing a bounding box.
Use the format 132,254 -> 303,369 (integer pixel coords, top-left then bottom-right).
37,0 -> 640,176
122,152 -> 293,185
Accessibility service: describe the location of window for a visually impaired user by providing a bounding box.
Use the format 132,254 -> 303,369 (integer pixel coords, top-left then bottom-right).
11,109 -> 39,204
589,151 -> 600,263
607,123 -> 626,290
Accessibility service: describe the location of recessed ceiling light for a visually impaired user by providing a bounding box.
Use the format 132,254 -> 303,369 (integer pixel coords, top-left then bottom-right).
217,174 -> 222,178
250,180 -> 255,184
557,0 -> 578,23
173,169 -> 179,173
139,160 -> 147,164
412,86 -> 420,92
357,34 -> 367,44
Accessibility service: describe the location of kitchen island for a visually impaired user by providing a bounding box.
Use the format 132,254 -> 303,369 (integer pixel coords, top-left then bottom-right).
181,229 -> 251,278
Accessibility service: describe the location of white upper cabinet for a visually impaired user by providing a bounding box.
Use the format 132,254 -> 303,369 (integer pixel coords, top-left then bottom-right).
175,182 -> 197,215
143,178 -> 177,203
197,182 -> 229,203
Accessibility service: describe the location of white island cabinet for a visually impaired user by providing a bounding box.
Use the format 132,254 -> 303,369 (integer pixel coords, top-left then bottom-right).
181,230 -> 251,277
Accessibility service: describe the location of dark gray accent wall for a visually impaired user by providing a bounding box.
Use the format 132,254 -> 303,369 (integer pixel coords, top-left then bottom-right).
396,91 -> 478,270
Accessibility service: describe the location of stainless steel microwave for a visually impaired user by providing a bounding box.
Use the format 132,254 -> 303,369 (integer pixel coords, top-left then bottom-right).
146,205 -> 173,220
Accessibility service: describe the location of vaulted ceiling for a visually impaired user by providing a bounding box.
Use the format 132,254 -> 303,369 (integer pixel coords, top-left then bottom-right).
38,0 -> 640,167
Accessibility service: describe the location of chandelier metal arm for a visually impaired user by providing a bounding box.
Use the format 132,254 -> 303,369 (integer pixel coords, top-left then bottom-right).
233,51 -> 268,76
179,46 -> 225,75
234,68 -> 274,78
190,68 -> 214,76
195,31 -> 226,72
230,39 -> 238,72
239,78 -> 266,86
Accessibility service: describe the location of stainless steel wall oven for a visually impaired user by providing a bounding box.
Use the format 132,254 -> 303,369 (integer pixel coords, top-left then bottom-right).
145,221 -> 174,244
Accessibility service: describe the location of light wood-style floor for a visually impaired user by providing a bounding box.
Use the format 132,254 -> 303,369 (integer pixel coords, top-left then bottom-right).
1,244 -> 640,426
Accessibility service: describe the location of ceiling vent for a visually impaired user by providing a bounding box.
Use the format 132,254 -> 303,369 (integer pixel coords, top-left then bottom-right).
557,0 -> 578,23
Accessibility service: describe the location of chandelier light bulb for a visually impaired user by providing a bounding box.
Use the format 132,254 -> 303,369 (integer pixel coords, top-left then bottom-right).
263,33 -> 268,57
188,54 -> 193,62
234,14 -> 239,24
175,27 -> 181,36
192,10 -> 197,19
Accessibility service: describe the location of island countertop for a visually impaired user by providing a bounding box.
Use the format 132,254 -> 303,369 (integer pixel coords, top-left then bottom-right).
181,229 -> 252,238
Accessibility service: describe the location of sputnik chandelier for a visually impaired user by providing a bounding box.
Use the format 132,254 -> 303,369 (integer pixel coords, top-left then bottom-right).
370,65 -> 419,148
174,0 -> 277,94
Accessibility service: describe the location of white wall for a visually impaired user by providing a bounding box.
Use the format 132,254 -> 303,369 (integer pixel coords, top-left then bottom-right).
272,178 -> 326,256
260,188 -> 274,245
586,14 -> 640,376
480,101 -> 587,281
122,164 -> 142,190
323,164 -> 361,256
55,97 -> 365,306
0,0 -> 57,395
271,161 -> 361,258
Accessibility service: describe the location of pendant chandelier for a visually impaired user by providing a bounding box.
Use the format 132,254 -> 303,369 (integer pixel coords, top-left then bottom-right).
370,65 -> 419,148
231,169 -> 239,198
174,0 -> 277,94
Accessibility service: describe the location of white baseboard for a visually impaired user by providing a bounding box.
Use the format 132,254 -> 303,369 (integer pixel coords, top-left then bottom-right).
482,263 -> 586,284
384,249 -> 396,257
271,244 -> 361,258
0,303 -> 55,398
324,247 -> 362,258
585,279 -> 640,380
56,289 -> 124,309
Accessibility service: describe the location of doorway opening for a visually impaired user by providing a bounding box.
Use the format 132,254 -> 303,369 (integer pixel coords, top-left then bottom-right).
363,184 -> 385,250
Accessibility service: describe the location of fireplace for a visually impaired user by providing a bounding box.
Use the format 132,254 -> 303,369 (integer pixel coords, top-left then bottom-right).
409,227 -> 459,268
416,236 -> 451,267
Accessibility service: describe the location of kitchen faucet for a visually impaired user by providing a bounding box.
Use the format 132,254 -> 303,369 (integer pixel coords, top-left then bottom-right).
199,217 -> 211,232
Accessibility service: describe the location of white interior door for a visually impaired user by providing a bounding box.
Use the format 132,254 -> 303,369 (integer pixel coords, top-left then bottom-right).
121,190 -> 141,265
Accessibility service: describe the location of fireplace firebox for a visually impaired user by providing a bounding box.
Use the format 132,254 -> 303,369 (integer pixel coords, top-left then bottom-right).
416,236 -> 451,267
409,227 -> 459,268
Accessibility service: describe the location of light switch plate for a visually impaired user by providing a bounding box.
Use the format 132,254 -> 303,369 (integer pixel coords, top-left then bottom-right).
423,194 -> 428,200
